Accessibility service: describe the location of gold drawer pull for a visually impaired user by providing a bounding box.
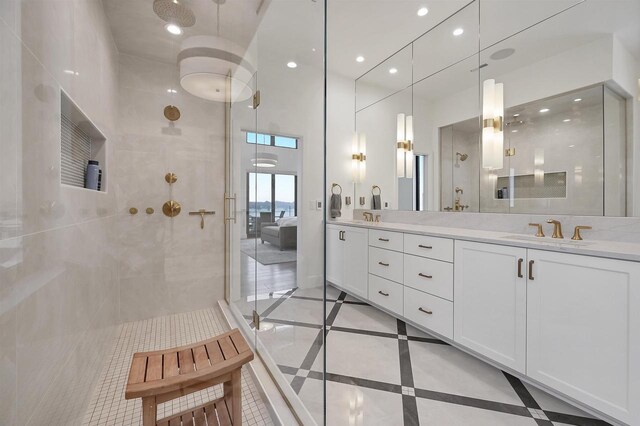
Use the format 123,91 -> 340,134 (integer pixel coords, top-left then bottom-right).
378,262 -> 389,266
378,290 -> 389,297
418,244 -> 432,249
378,238 -> 390,242
418,307 -> 433,315
418,273 -> 433,279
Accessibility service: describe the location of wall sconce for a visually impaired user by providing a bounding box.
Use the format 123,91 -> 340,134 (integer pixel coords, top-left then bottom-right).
352,132 -> 366,183
482,79 -> 504,170
396,113 -> 413,178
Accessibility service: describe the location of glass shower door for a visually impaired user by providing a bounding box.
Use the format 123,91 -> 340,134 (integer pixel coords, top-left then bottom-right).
227,72 -> 258,342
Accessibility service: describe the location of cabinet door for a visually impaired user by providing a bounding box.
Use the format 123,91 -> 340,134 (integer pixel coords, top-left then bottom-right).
527,250 -> 640,425
343,226 -> 369,299
454,241 -> 527,373
326,225 -> 344,287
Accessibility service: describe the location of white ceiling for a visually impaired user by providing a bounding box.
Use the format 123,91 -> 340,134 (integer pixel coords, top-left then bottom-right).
103,0 -> 263,64
102,0 -> 640,89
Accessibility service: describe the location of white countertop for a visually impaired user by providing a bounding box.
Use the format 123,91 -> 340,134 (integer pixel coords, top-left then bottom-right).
329,219 -> 640,263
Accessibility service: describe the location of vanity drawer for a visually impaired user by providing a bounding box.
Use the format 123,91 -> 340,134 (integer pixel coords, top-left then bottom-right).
404,234 -> 453,262
369,274 -> 403,317
404,287 -> 453,339
369,247 -> 403,284
369,229 -> 404,252
404,254 -> 454,301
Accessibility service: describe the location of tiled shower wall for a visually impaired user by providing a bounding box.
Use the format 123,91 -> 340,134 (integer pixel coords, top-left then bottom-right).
115,54 -> 226,322
0,3 -> 227,426
0,1 -> 120,424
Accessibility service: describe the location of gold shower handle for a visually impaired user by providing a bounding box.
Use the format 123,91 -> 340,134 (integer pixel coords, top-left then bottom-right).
190,209 -> 215,229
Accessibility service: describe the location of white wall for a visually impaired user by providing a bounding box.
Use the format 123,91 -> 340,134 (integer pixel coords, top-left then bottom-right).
0,1 -> 120,424
115,54 -> 226,322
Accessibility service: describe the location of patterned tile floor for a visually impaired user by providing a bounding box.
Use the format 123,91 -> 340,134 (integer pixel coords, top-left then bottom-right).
83,307 -> 273,426
242,285 -> 612,426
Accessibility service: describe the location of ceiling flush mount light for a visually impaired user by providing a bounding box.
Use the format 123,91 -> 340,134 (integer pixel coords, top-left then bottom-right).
453,28 -> 464,36
352,133 -> 367,183
356,56 -> 365,63
165,23 -> 183,35
287,61 -> 297,69
417,7 -> 429,16
389,68 -> 398,74
482,79 -> 504,170
251,153 -> 278,168
539,108 -> 550,113
179,35 -> 255,102
396,113 -> 414,178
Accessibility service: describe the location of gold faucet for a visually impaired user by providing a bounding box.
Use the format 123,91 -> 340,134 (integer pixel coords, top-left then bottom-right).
528,223 -> 545,237
571,225 -> 592,241
375,214 -> 381,223
547,219 -> 564,239
362,212 -> 373,222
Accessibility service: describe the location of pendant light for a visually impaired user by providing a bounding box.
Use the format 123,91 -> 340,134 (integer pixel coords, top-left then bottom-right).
178,0 -> 254,102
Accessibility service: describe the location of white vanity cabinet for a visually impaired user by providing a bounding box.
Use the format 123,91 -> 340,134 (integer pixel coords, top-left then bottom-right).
454,241 -> 528,373
526,250 -> 640,425
326,224 -> 368,299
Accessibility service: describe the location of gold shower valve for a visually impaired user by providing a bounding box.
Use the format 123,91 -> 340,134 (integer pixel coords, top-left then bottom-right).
163,200 -> 181,217
165,173 -> 177,184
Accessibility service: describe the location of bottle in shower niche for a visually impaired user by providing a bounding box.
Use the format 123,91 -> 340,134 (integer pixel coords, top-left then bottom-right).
85,160 -> 100,190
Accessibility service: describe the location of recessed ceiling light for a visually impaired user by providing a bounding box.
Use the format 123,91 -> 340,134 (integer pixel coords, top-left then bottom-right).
453,28 -> 464,36
356,56 -> 365,63
539,108 -> 550,113
167,89 -> 177,94
64,69 -> 79,76
574,98 -> 582,102
165,23 -> 183,35
287,61 -> 297,69
389,68 -> 398,74
312,48 -> 316,52
569,145 -> 575,148
513,113 -> 520,117
511,130 -> 518,133
563,118 -> 571,122
417,7 -> 429,16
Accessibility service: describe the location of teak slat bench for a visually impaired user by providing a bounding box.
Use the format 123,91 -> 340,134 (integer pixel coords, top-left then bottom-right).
125,328 -> 254,426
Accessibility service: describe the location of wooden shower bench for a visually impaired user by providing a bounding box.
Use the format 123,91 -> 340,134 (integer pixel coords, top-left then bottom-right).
125,328 -> 254,426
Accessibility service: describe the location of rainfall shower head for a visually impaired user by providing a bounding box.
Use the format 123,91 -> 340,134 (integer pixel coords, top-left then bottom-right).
153,0 -> 196,27
456,152 -> 468,161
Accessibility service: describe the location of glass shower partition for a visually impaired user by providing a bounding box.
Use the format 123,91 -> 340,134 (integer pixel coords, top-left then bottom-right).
226,0 -> 326,424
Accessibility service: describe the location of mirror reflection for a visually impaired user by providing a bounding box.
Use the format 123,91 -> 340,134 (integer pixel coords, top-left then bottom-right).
354,0 -> 639,216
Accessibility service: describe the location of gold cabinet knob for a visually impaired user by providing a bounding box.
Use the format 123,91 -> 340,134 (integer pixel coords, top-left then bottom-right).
129,207 -> 138,215
162,200 -> 181,217
146,207 -> 154,215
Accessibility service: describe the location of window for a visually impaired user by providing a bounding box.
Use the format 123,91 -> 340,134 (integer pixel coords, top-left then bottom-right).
246,132 -> 298,149
246,172 -> 297,237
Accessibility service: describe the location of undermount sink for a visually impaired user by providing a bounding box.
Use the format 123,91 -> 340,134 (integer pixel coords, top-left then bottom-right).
502,234 -> 594,246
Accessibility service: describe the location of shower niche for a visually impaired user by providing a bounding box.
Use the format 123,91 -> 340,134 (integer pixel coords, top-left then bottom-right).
60,91 -> 107,192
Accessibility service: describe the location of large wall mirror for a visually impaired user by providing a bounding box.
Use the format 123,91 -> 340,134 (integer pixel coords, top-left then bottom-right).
354,0 -> 639,216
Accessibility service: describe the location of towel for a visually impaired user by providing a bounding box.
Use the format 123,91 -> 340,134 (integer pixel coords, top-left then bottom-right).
330,193 -> 342,218
372,194 -> 381,210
